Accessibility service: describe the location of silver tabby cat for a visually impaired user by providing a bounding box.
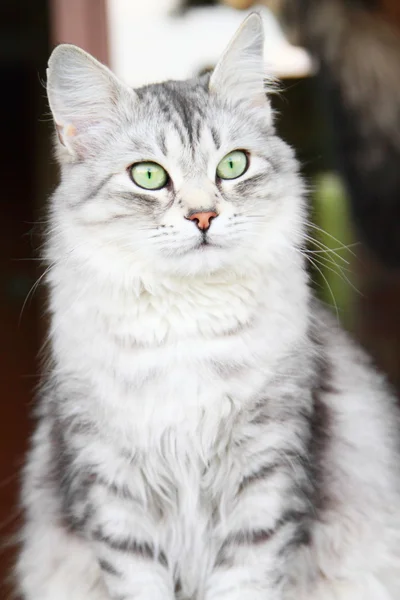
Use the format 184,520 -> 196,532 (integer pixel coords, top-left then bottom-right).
16,13 -> 400,600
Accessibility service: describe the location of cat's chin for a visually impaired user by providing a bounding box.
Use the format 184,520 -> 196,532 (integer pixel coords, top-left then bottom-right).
188,239 -> 224,253
158,245 -> 242,278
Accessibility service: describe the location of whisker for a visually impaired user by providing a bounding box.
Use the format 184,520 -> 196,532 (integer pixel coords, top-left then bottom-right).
305,252 -> 361,296
302,232 -> 350,265
18,264 -> 54,326
305,221 -> 358,258
306,243 -> 359,253
302,241 -> 352,273
304,254 -> 339,321
306,251 -> 353,275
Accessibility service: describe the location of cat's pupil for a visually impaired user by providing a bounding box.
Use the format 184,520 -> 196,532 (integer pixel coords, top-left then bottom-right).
229,160 -> 233,169
147,170 -> 151,179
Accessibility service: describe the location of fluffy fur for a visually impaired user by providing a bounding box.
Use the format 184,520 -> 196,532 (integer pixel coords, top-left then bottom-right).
16,14 -> 400,600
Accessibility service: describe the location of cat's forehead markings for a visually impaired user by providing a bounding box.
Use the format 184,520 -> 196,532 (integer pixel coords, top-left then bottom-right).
211,127 -> 221,150
135,79 -> 220,165
144,80 -> 208,149
157,132 -> 167,156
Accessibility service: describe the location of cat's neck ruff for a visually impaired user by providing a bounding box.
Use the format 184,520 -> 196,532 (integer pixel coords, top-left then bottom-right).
47,252 -> 310,449
46,253 -> 310,435
48,247 -> 309,349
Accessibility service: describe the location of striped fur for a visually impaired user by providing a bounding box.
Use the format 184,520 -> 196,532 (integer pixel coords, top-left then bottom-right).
16,13 -> 400,600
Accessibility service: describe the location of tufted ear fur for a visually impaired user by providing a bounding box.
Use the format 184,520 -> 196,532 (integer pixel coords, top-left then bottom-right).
47,44 -> 134,160
209,13 -> 273,118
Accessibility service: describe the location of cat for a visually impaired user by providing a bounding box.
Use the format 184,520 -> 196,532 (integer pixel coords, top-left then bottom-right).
16,13 -> 400,600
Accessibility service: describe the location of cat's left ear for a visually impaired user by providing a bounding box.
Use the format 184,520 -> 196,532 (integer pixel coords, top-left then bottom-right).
47,44 -> 134,160
209,13 -> 272,119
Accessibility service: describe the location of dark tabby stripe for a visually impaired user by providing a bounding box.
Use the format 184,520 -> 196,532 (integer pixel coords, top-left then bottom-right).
238,461 -> 282,493
80,174 -> 113,205
95,475 -> 136,502
174,578 -> 182,594
194,118 -> 202,146
93,528 -> 168,567
116,192 -> 159,211
158,132 -> 167,155
234,528 -> 276,546
234,173 -> 268,196
222,509 -> 308,554
98,558 -> 120,577
211,127 -> 221,149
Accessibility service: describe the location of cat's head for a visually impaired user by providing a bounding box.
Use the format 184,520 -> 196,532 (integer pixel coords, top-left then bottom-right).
47,14 -> 305,281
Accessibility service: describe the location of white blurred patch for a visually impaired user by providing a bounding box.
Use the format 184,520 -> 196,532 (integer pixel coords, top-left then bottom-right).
106,0 -> 315,87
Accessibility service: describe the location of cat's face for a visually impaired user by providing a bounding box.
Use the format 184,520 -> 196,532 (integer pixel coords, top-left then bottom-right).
47,15 -> 304,279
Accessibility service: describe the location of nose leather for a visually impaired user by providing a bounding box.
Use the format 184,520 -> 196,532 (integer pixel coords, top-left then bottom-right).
186,211 -> 218,231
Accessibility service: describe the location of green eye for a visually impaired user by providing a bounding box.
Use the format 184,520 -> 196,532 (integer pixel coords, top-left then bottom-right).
130,162 -> 168,190
216,150 -> 248,180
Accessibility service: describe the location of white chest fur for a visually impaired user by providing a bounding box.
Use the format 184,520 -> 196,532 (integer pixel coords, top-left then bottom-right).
49,265 -> 306,448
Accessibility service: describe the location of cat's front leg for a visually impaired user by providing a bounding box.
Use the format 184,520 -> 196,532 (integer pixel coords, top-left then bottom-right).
83,482 -> 175,600
204,529 -> 288,600
205,450 -> 310,599
92,533 -> 173,600
55,442 -> 175,600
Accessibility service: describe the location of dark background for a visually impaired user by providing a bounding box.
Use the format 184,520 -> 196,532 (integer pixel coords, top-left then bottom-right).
1,0 -> 50,593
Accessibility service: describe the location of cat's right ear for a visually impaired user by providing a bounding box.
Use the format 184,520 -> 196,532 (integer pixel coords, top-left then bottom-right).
209,13 -> 273,122
47,45 -> 133,160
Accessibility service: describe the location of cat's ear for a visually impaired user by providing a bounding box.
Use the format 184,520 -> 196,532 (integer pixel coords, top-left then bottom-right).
47,44 -> 133,159
209,13 -> 272,116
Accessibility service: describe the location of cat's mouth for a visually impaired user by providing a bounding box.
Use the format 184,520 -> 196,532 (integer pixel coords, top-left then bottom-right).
194,234 -> 220,250
176,234 -> 224,256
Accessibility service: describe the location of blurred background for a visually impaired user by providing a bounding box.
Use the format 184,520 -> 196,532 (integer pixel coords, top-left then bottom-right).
1,0 -> 400,594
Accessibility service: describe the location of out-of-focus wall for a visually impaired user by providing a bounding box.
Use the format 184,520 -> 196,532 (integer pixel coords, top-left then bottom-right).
49,0 -> 109,64
0,0 -> 50,593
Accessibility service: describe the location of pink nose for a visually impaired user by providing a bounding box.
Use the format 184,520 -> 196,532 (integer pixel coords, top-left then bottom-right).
186,211 -> 218,231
